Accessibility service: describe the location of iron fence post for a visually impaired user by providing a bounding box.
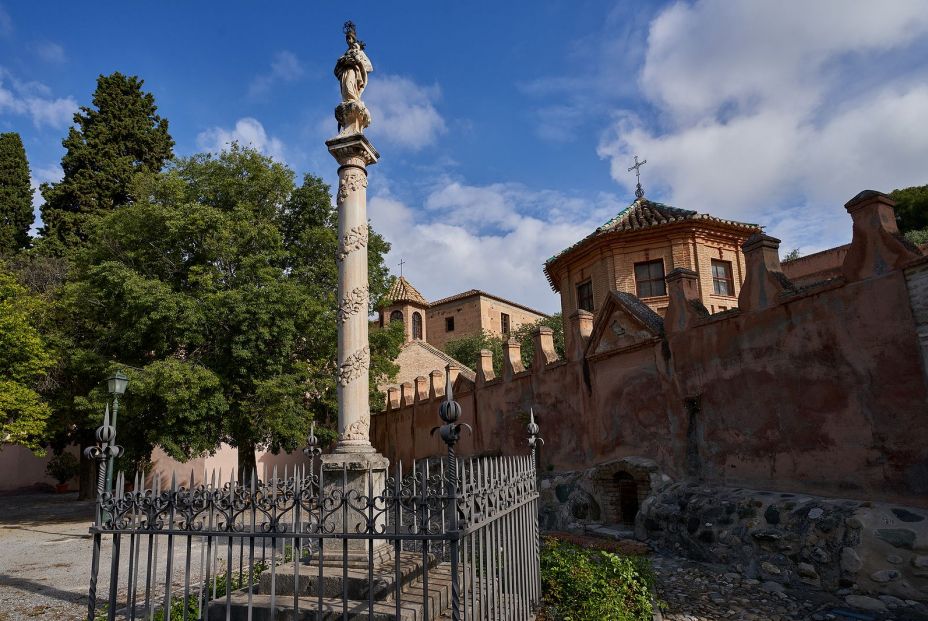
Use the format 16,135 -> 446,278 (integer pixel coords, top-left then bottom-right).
434,365 -> 470,621
528,408 -> 544,611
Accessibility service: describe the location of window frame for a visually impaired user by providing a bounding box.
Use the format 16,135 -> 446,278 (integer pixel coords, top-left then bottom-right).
412,311 -> 423,340
711,259 -> 735,297
576,280 -> 594,312
445,316 -> 455,332
500,312 -> 510,335
634,259 -> 667,298
389,310 -> 403,323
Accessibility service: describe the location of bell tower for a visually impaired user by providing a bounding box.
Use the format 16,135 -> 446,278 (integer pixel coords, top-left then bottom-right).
380,276 -> 429,342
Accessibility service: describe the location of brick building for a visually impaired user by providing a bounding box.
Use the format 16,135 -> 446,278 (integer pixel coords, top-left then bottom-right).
543,197 -> 760,322
377,276 -> 547,390
378,277 -> 547,349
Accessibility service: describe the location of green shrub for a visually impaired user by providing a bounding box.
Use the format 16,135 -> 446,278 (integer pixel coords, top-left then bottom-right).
540,537 -> 654,621
45,452 -> 79,484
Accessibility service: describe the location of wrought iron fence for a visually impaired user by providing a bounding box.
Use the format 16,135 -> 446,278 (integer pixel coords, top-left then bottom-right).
85,379 -> 542,621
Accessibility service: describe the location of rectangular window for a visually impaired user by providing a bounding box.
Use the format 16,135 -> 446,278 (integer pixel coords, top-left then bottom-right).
576,280 -> 594,312
501,312 -> 510,334
634,259 -> 666,298
711,259 -> 734,296
445,316 -> 455,332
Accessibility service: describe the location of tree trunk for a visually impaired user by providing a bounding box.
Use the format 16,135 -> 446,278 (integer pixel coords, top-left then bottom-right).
238,442 -> 257,485
78,451 -> 97,500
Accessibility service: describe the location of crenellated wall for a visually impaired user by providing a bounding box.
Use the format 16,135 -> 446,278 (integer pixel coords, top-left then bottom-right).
370,190 -> 928,508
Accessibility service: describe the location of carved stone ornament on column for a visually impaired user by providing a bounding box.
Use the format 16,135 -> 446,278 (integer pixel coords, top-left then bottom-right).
337,285 -> 369,325
341,418 -> 371,441
336,224 -> 369,262
337,345 -> 370,387
337,170 -> 368,201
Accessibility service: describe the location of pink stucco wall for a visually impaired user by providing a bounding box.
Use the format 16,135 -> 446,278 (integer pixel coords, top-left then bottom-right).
372,196 -> 928,508
0,445 -> 80,492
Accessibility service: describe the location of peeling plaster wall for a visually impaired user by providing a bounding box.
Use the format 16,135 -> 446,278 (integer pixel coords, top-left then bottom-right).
371,261 -> 928,508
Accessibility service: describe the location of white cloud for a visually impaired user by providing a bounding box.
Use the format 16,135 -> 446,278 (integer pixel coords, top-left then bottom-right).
595,0 -> 928,252
365,75 -> 446,151
196,117 -> 287,162
369,180 -> 623,313
34,41 -> 66,64
0,68 -> 76,128
29,165 -> 63,236
248,51 -> 304,98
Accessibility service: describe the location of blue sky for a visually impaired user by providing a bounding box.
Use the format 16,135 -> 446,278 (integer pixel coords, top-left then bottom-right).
2,1 -> 927,312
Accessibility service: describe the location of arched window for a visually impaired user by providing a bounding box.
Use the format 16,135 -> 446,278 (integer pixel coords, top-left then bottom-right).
389,310 -> 403,324
412,312 -> 423,340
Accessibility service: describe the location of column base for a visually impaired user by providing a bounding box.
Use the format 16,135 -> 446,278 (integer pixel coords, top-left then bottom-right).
318,451 -> 391,569
333,440 -> 378,454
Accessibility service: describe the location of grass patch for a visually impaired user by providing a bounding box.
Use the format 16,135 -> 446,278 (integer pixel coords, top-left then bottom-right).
539,535 -> 655,621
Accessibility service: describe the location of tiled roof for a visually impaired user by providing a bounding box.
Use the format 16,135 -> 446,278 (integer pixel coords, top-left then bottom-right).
544,198 -> 761,290
613,291 -> 665,336
429,289 -> 548,318
385,276 -> 428,306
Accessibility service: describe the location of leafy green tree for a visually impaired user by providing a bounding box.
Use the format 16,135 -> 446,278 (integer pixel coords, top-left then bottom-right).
445,330 -> 505,376
890,184 -> 928,246
0,133 -> 34,254
55,146 -> 400,477
905,228 -> 928,246
890,184 -> 928,234
369,320 -> 404,409
514,313 -> 564,368
444,314 -> 563,374
0,263 -> 53,452
40,72 -> 174,251
782,248 -> 801,262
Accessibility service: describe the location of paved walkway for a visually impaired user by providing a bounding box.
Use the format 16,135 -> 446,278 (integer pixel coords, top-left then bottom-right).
653,554 -> 928,621
0,492 -> 95,621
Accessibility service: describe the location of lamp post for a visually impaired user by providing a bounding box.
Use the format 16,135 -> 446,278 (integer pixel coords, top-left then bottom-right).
104,371 -> 128,495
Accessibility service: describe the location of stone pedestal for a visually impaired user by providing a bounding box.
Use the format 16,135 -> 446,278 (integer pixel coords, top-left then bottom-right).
319,451 -> 392,567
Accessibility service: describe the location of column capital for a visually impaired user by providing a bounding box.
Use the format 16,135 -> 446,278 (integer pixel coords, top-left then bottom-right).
326,133 -> 379,167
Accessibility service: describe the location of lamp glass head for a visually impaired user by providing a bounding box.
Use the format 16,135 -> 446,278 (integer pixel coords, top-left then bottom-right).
107,370 -> 129,396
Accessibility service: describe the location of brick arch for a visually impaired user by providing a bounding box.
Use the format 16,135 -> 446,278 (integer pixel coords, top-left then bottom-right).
589,458 -> 656,526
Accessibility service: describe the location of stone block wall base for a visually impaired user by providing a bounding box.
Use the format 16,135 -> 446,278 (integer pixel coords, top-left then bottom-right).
636,481 -> 928,605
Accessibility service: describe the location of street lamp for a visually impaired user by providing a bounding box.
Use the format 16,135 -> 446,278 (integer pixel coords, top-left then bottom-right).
107,371 -> 129,396
104,370 -> 129,495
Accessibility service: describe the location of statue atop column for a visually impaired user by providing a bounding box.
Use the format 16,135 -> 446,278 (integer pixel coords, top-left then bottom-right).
334,20 -> 373,137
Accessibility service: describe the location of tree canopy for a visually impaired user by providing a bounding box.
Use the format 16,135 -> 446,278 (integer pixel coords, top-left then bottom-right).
444,314 -> 564,375
0,132 -> 34,254
0,262 -> 53,452
890,184 -> 928,246
54,145 -> 401,474
40,72 -> 174,251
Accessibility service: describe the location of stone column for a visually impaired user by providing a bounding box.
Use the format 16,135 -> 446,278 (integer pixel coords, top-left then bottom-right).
326,134 -> 380,454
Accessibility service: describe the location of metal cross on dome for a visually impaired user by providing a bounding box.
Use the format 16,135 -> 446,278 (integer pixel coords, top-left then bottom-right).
628,155 -> 647,200
398,258 -> 406,277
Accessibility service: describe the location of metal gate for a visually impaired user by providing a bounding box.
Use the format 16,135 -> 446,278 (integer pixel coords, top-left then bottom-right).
85,389 -> 542,620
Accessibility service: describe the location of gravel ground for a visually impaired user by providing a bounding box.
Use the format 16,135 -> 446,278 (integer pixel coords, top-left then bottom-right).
0,492 -> 95,621
0,493 -> 283,621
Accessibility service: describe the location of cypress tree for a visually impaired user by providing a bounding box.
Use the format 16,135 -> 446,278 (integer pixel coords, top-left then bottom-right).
0,133 -> 34,253
40,72 -> 174,250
